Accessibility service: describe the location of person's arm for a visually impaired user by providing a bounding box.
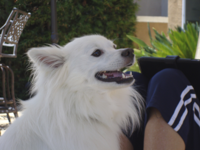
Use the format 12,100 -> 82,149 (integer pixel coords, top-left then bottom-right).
120,133 -> 134,150
144,108 -> 185,150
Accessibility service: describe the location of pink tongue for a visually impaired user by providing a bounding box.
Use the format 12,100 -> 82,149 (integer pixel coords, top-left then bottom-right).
104,72 -> 122,78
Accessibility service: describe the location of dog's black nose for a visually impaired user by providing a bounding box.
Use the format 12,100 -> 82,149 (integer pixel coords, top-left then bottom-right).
121,48 -> 134,58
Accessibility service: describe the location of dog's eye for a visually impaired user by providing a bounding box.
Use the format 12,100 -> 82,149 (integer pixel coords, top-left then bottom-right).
92,49 -> 102,57
113,45 -> 117,49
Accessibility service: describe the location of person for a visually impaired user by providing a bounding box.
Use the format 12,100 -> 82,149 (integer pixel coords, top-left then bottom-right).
122,68 -> 200,150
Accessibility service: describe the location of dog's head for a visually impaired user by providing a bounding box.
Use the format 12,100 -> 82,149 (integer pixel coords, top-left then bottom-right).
28,35 -> 135,91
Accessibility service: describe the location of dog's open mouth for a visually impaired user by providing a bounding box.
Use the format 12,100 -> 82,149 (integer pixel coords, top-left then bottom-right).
95,71 -> 134,84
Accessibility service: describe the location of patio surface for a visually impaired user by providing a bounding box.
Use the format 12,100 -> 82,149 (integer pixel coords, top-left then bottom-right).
0,112 -> 22,136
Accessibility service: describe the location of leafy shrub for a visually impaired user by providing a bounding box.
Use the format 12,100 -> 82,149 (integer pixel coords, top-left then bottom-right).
0,0 -> 138,99
127,23 -> 200,72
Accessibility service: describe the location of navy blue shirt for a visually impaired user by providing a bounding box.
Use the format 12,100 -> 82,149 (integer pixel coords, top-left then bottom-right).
129,68 -> 200,150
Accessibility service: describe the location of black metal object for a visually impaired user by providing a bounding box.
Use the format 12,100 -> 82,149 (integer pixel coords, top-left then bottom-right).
138,56 -> 200,99
0,8 -> 30,124
51,0 -> 59,44
0,7 -> 31,58
0,64 -> 18,124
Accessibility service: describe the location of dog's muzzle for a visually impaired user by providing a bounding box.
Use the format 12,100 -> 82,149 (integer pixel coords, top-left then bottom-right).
121,48 -> 134,58
95,48 -> 134,84
121,48 -> 134,66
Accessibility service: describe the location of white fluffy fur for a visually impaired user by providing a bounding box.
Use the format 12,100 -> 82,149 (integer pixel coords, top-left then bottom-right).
0,35 -> 143,150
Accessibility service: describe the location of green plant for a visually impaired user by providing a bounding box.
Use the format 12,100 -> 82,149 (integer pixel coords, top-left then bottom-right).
0,0 -> 139,99
127,23 -> 200,72
152,23 -> 199,58
0,0 -> 14,27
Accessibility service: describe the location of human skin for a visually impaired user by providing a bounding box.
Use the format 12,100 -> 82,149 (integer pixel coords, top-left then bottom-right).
144,108 -> 185,150
120,133 -> 134,150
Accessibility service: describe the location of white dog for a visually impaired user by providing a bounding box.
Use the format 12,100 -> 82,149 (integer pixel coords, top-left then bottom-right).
0,35 -> 143,150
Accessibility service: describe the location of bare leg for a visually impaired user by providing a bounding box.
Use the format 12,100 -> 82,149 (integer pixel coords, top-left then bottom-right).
144,108 -> 185,150
120,133 -> 134,150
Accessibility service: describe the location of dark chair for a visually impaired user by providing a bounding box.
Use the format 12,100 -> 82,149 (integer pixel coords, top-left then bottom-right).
0,64 -> 18,123
0,7 -> 31,58
0,8 -> 30,124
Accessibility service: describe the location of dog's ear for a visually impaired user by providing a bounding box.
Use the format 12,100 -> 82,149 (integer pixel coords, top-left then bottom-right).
27,46 -> 65,69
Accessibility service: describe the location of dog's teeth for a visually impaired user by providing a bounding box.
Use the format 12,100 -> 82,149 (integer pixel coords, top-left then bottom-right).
122,74 -> 125,78
130,72 -> 133,77
102,74 -> 107,79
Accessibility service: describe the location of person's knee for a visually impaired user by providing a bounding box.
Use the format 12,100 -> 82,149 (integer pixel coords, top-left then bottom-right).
150,68 -> 185,85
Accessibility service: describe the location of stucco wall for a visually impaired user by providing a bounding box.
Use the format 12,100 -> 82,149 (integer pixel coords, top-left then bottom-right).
168,0 -> 182,29
135,22 -> 168,47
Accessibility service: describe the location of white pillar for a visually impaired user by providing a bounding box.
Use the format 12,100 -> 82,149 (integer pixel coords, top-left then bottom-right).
195,31 -> 200,59
182,0 -> 186,28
